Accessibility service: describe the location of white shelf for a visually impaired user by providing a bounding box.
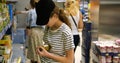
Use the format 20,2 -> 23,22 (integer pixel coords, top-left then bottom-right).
7,51 -> 13,63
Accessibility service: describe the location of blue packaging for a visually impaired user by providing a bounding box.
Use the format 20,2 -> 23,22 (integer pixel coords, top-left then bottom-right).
7,4 -> 13,21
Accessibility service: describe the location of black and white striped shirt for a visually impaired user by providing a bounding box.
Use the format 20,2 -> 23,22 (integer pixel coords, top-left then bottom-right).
41,23 -> 75,63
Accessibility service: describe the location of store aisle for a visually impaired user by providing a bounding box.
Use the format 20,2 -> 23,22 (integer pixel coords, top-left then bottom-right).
12,44 -> 26,63
13,28 -> 25,44
11,28 -> 26,63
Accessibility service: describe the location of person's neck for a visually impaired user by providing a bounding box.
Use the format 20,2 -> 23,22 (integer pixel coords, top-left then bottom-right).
50,20 -> 63,30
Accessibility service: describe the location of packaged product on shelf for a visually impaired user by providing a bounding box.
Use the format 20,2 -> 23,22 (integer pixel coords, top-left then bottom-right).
0,56 -> 4,63
119,57 -> 120,63
43,44 -> 50,51
0,3 -> 3,32
106,44 -> 113,53
7,4 -> 13,21
0,46 -> 7,55
3,52 -> 12,62
113,56 -> 119,63
115,39 -> 120,46
93,40 -> 120,63
106,56 -> 112,63
99,45 -> 106,53
3,4 -> 10,27
0,40 -> 6,45
99,56 -> 106,63
0,17 -> 3,32
0,40 -> 12,49
0,3 -> 10,32
3,35 -> 11,40
113,45 -> 120,53
95,42 -> 101,48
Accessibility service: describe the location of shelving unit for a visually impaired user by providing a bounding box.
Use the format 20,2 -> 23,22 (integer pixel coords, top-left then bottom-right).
0,0 -> 17,63
7,51 -> 13,63
0,21 -> 12,40
91,41 -> 120,63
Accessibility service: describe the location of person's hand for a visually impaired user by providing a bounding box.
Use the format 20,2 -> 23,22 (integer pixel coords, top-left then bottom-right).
25,28 -> 31,36
14,11 -> 28,15
14,11 -> 21,15
36,46 -> 49,57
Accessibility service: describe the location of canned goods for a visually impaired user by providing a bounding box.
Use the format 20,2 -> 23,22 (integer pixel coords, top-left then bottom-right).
99,45 -> 106,53
113,45 -> 119,53
106,56 -> 112,63
99,56 -> 106,63
106,45 -> 113,53
113,56 -> 119,63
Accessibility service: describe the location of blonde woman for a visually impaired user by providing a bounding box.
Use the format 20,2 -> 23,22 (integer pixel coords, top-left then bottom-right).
64,0 -> 84,51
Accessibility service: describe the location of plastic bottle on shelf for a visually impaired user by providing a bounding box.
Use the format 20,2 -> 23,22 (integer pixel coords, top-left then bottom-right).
106,56 -> 112,63
106,44 -> 113,53
115,39 -> 120,46
99,44 -> 107,53
113,45 -> 119,53
113,56 -> 119,63
99,56 -> 106,63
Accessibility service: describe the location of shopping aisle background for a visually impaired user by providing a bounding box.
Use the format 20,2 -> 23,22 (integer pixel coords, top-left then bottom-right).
12,0 -> 120,63
99,4 -> 120,39
11,28 -> 26,63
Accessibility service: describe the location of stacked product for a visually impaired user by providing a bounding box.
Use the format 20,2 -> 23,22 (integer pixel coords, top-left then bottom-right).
0,0 -> 13,63
0,35 -> 12,63
93,40 -> 120,63
0,1 -> 10,32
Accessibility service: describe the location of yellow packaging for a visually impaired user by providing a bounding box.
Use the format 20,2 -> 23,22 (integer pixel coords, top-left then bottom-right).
0,40 -> 6,45
43,44 -> 50,51
0,40 -> 12,48
3,35 -> 11,40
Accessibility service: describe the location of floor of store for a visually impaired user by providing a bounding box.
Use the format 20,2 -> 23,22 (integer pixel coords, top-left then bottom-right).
11,28 -> 26,63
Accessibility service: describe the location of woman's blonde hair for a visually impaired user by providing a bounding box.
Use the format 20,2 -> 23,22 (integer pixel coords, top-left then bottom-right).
65,0 -> 79,16
50,6 -> 71,29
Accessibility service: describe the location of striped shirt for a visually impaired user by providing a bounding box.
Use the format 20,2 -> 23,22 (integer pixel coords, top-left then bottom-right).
41,23 -> 75,63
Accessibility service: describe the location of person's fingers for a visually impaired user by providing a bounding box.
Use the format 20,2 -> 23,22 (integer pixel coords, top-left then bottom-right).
36,46 -> 44,53
36,47 -> 40,54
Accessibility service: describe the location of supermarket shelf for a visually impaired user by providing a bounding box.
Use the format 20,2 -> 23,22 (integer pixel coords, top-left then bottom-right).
91,42 -> 120,63
100,53 -> 120,57
7,51 -> 13,63
95,45 -> 120,57
0,22 -> 12,40
90,43 -> 99,63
